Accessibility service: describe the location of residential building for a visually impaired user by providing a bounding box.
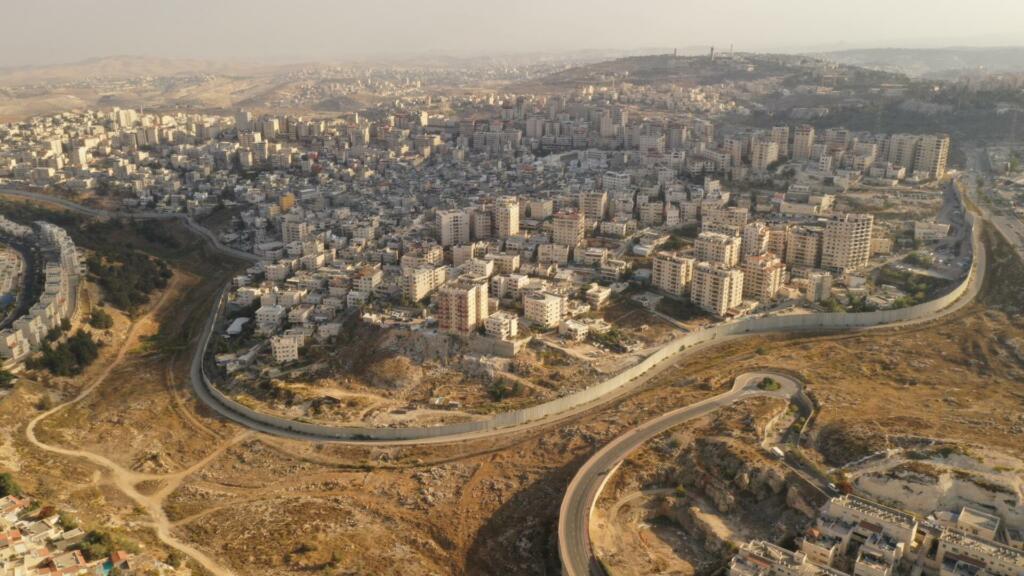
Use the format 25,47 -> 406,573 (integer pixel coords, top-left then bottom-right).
438,209 -> 471,246
692,262 -> 744,316
696,231 -> 742,267
793,125 -> 816,162
653,252 -> 696,297
786,226 -> 823,269
742,254 -> 785,302
494,196 -> 520,238
822,214 -> 873,274
523,291 -> 564,328
435,276 -> 490,336
579,190 -> 608,222
552,211 -> 585,248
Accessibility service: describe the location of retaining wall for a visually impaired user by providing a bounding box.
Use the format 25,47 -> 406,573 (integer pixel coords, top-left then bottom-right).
199,214 -> 981,441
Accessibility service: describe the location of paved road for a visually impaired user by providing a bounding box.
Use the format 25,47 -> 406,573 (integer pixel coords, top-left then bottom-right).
0,237 -> 38,330
964,149 -> 1024,262
557,372 -> 808,576
3,186 -> 987,446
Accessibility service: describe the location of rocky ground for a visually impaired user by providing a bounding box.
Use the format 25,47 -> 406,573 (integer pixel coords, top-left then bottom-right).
0,217 -> 1020,575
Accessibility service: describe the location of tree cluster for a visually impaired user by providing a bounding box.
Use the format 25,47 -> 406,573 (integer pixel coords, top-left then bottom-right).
86,251 -> 171,311
29,330 -> 100,376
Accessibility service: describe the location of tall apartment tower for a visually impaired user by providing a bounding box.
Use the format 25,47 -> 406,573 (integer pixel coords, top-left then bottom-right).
437,209 -> 471,247
822,213 -> 873,274
742,254 -> 785,302
771,126 -> 791,158
887,134 -> 920,170
652,252 -> 696,297
691,263 -> 744,317
494,196 -> 520,238
435,276 -> 490,336
471,207 -> 493,240
696,231 -> 742,267
792,125 -> 815,162
579,191 -> 608,222
552,211 -> 586,248
741,222 -> 770,258
751,140 -> 779,172
785,226 -> 824,269
913,134 -> 950,180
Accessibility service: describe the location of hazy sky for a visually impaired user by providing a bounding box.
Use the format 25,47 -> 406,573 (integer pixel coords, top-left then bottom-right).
3,0 -> 1024,67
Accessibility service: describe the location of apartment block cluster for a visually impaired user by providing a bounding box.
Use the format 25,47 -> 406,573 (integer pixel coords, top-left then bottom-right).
226,189 -> 623,368
731,495 -> 1024,576
0,495 -> 147,575
0,221 -> 80,364
651,195 -> 873,316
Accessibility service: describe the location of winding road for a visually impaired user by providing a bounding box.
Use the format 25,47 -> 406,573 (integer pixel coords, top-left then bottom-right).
2,183 -> 987,445
557,372 -> 808,576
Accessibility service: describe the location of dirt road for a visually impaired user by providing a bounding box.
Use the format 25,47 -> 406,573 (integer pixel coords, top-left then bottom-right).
24,274 -> 244,576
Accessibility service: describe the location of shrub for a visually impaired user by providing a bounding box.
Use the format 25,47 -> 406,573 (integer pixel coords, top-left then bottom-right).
89,308 -> 114,329
0,473 -> 22,497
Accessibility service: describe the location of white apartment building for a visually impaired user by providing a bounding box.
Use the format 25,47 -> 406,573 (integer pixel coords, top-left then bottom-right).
552,212 -> 586,248
494,196 -> 520,238
463,258 -> 495,278
529,199 -> 554,220
653,252 -> 696,297
270,333 -> 302,363
742,222 -> 771,257
435,277 -> 489,336
485,311 -> 519,341
786,226 -> 824,269
485,252 -> 520,274
772,125 -> 791,158
822,214 -> 873,274
692,262 -> 744,317
752,140 -> 780,172
696,231 -> 742,267
523,291 -> 565,328
538,243 -> 571,265
913,135 -> 950,180
401,266 -> 447,303
731,540 -> 847,576
793,125 -> 816,162
603,171 -> 631,193
703,206 -> 749,235
579,191 -> 608,222
806,272 -> 833,303
742,254 -> 785,302
437,209 -> 471,246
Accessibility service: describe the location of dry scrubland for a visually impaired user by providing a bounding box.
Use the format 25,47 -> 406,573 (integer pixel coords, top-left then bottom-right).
0,216 -> 1021,575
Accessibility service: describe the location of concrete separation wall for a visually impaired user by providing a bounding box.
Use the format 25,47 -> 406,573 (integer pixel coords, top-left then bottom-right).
196,213 -> 982,441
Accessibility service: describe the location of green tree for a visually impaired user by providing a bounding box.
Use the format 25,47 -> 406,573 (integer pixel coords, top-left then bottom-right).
0,369 -> 14,389
89,308 -> 114,329
0,473 -> 22,497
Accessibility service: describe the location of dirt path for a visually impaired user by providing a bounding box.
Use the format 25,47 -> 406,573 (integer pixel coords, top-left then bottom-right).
24,274 -> 242,576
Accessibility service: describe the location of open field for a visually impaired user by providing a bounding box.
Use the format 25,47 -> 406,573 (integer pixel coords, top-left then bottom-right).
0,203 -> 1021,574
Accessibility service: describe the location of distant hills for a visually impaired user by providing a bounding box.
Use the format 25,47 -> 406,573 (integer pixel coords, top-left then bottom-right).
0,56 -> 297,86
814,47 -> 1024,78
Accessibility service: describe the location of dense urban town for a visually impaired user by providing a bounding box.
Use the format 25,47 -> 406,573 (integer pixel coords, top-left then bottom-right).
0,24 -> 1020,576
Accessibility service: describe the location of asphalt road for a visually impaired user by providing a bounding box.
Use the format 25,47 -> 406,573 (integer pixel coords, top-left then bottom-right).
1,185 -> 987,446
557,372 -> 807,576
0,237 -> 38,331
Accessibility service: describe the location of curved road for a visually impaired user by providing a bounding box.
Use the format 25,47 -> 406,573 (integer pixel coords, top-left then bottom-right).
3,184 -> 987,445
558,372 -> 807,576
